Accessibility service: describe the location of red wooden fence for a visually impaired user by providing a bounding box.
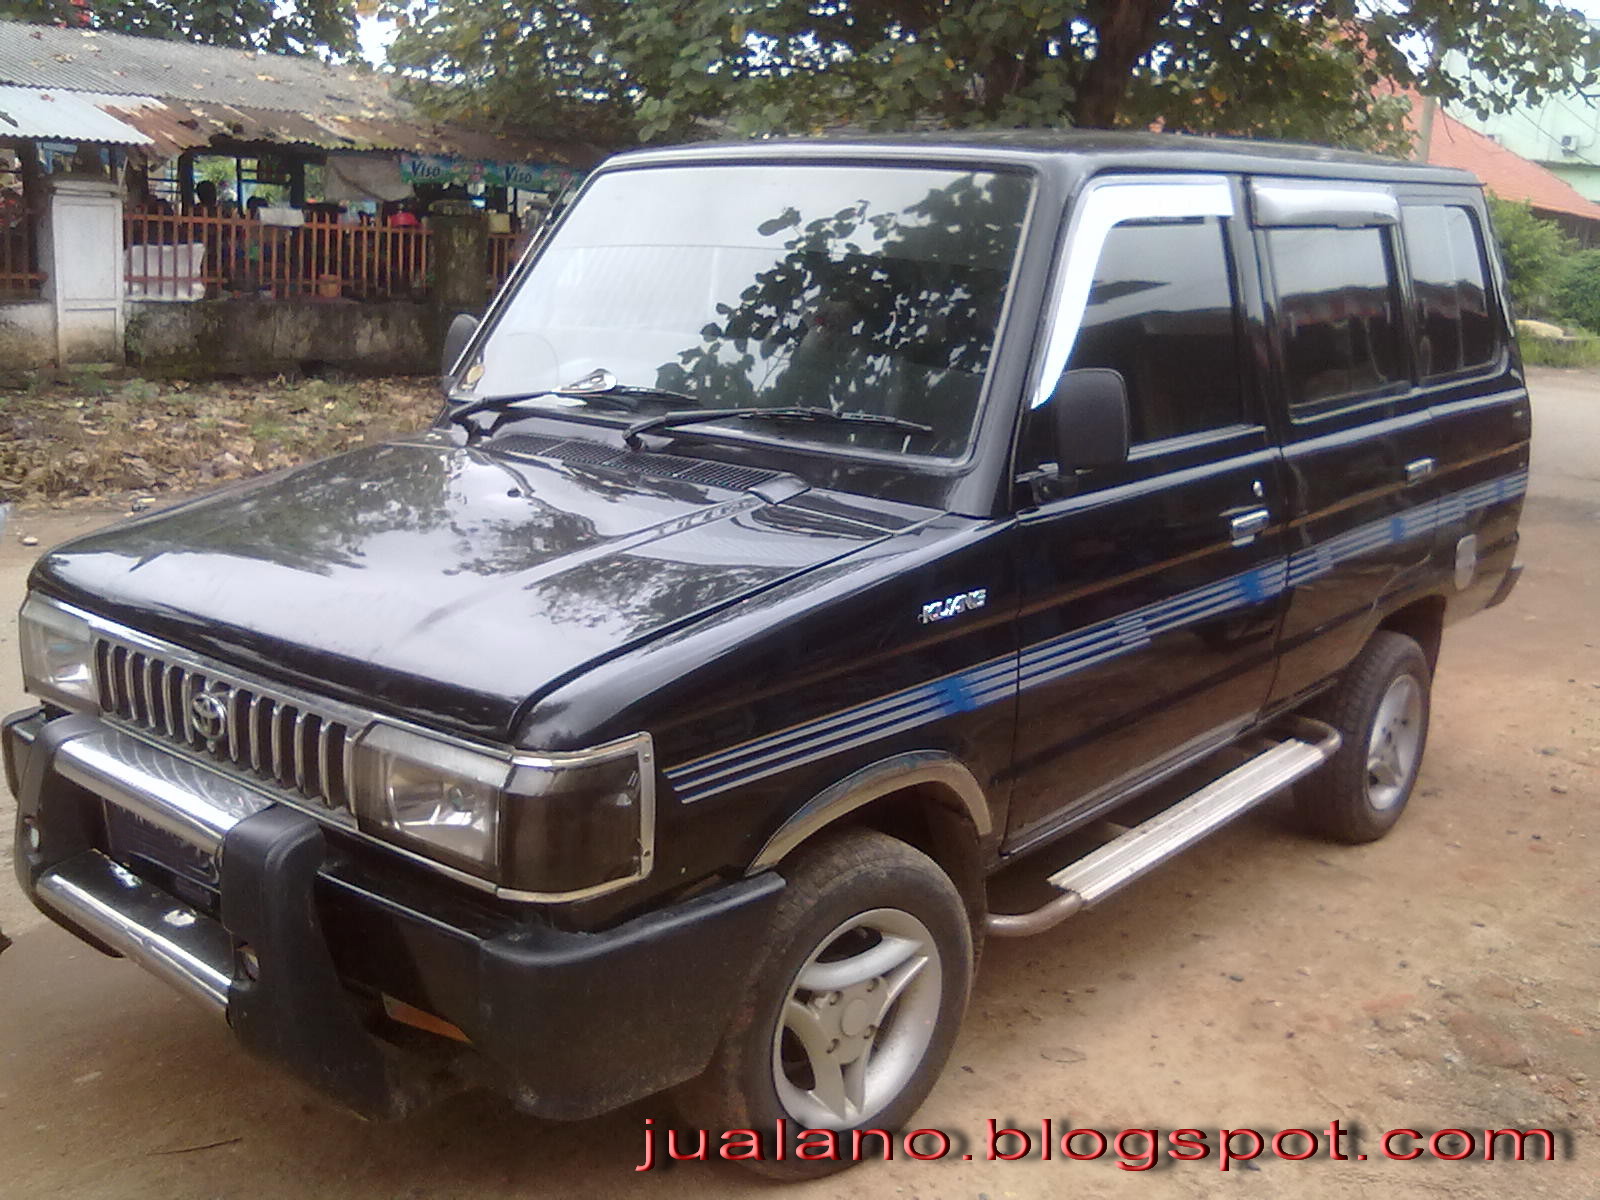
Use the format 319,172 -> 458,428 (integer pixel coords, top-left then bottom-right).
123,213 -> 433,301
488,231 -> 521,291
1,202 -> 43,299
121,215 -> 533,302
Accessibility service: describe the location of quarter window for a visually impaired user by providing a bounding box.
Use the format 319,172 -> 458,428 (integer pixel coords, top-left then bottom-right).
1401,205 -> 1496,377
1269,226 -> 1404,410
1063,218 -> 1246,443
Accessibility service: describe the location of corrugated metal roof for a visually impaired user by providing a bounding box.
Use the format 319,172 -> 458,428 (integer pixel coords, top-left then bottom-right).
0,20 -> 600,166
92,95 -> 591,165
0,82 -> 149,143
0,19 -> 400,117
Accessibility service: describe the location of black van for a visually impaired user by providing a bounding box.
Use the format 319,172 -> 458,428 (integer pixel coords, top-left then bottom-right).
6,133 -> 1526,1176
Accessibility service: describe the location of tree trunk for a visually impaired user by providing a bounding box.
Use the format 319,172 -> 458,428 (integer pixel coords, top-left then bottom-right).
1073,0 -> 1175,128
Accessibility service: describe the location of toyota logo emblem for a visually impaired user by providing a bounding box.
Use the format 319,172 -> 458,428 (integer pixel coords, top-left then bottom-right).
189,690 -> 230,742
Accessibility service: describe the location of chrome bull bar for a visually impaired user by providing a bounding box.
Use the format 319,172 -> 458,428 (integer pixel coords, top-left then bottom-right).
30,724 -> 277,1017
52,725 -> 273,856
37,851 -> 234,1012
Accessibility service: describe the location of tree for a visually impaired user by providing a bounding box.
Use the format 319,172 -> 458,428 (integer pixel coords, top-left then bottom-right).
0,0 -> 357,57
384,0 -> 642,146
1553,247 -> 1600,332
383,1 -> 1600,151
1486,194 -> 1577,318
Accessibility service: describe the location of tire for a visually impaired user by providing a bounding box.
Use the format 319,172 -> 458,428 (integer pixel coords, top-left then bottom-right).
674,828 -> 973,1180
1295,630 -> 1432,844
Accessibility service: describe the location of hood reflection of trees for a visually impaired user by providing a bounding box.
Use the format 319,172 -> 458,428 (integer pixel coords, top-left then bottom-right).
82,444 -> 460,577
95,443 -> 609,580
526,553 -> 784,633
655,172 -> 1029,457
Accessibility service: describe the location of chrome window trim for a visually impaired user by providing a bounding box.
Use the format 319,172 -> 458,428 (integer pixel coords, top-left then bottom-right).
1030,174 -> 1235,411
27,595 -> 656,905
1126,422 -> 1264,461
1250,178 -> 1399,229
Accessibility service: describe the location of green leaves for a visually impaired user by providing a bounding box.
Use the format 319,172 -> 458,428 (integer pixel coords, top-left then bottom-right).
0,0 -> 357,56
381,1 -> 1600,160
1552,246 -> 1600,333
1487,194 -> 1579,317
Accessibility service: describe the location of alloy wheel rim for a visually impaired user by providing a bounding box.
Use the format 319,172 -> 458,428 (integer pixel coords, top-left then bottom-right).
771,907 -> 942,1130
1366,673 -> 1424,811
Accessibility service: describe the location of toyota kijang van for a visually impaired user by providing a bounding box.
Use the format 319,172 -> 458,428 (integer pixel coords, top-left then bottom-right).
6,132 -> 1526,1177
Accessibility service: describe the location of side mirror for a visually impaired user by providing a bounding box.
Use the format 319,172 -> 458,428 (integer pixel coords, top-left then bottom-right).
1051,367 -> 1130,470
441,312 -> 480,382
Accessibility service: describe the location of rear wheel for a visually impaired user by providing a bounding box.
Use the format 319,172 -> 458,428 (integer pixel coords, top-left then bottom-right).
1296,630 -> 1432,843
675,828 -> 972,1179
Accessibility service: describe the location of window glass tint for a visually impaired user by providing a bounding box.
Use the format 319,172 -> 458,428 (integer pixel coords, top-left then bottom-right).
1063,218 -> 1245,443
1269,227 -> 1403,409
474,165 -> 1033,459
1401,205 -> 1495,377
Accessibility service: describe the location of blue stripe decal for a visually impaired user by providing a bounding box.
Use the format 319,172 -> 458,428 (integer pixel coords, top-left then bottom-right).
666,468 -> 1527,803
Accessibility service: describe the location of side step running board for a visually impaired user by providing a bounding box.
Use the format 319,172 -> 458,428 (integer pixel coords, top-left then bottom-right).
986,717 -> 1341,938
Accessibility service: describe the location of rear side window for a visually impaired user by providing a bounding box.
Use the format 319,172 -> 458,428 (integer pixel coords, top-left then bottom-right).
1401,205 -> 1496,377
1269,226 -> 1404,410
1065,218 -> 1245,443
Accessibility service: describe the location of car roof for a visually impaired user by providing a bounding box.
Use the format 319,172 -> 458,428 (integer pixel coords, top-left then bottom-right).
607,129 -> 1479,188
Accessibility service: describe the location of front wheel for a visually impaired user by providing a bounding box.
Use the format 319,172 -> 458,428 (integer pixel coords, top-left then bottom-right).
675,828 -> 972,1179
1296,630 -> 1432,843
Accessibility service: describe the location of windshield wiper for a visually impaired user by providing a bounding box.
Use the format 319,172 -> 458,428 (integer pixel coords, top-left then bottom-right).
623,406 -> 934,450
448,369 -> 696,440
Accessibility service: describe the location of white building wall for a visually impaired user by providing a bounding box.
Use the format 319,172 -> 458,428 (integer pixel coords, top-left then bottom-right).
39,176 -> 124,364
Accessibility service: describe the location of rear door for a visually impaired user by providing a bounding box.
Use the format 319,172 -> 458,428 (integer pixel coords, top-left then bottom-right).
1005,175 -> 1289,848
1397,193 -> 1530,603
1252,180 -> 1442,705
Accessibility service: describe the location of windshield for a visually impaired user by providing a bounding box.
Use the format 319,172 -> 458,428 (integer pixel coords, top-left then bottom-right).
465,162 -> 1033,459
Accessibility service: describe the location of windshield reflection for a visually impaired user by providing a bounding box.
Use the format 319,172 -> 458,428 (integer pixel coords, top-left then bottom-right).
471,164 -> 1032,458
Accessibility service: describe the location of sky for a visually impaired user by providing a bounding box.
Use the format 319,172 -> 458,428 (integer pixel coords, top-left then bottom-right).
356,15 -> 396,66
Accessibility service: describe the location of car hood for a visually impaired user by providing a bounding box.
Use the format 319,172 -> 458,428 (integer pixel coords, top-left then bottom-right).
32,434 -> 908,741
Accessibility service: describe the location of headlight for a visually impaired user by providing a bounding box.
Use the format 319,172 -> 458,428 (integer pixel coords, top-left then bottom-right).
352,723 -> 505,877
18,594 -> 97,712
352,724 -> 654,899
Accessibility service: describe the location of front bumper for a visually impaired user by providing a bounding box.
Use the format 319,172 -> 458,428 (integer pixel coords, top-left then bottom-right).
5,706 -> 783,1120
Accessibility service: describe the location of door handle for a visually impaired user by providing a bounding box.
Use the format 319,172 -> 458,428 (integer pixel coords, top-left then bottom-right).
1228,508 -> 1271,545
1405,457 -> 1436,484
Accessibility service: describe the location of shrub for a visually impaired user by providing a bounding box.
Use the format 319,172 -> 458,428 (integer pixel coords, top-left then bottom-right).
1553,247 -> 1600,334
1486,195 -> 1576,318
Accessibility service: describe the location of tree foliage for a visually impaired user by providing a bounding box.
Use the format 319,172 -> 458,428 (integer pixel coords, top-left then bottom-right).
0,0 -> 357,57
1553,247 -> 1600,333
1486,194 -> 1577,318
383,1 -> 1600,151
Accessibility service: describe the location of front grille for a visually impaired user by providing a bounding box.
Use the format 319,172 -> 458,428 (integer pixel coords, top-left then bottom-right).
92,637 -> 356,813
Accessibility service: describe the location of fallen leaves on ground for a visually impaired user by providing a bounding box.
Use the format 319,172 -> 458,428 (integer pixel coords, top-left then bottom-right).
0,368 -> 441,507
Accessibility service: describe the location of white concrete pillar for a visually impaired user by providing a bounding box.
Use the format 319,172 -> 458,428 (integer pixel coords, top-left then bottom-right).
39,176 -> 124,363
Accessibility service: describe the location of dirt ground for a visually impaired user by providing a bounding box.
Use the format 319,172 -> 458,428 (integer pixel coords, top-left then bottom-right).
0,368 -> 1595,1199
0,369 -> 439,505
